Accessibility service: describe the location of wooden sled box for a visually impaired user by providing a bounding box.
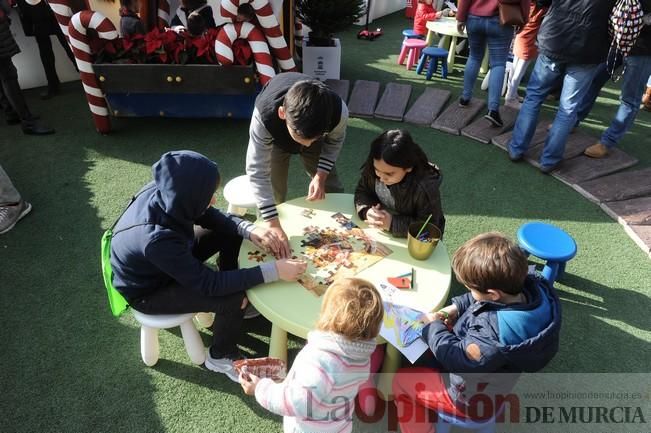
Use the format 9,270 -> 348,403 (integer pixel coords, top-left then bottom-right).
92,64 -> 259,119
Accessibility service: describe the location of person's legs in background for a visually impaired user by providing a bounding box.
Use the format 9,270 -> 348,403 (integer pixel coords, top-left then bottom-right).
0,56 -> 54,135
575,62 -> 610,124
35,33 -> 61,99
586,55 -> 651,158
483,17 -> 514,126
508,54 -> 562,160
540,63 -> 597,171
505,55 -> 531,107
460,15 -> 487,105
0,163 -> 32,235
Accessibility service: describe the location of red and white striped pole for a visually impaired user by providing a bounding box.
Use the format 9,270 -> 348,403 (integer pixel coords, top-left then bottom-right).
157,0 -> 170,28
215,21 -> 276,84
68,11 -> 118,133
219,0 -> 296,72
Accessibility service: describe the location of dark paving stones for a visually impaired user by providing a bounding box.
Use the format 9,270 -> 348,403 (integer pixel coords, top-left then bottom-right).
524,131 -> 596,168
601,196 -> 651,226
348,80 -> 381,118
552,149 -> 638,185
374,83 -> 412,121
492,120 -> 551,151
404,88 -> 451,126
325,79 -> 350,104
432,97 -> 485,135
574,168 -> 651,204
461,106 -> 519,144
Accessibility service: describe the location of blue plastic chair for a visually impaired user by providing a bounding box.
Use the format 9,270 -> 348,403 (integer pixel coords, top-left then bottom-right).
416,47 -> 449,80
436,410 -> 498,433
517,222 -> 577,283
402,29 -> 425,40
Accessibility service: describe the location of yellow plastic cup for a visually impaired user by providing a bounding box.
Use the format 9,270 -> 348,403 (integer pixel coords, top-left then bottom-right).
407,222 -> 441,260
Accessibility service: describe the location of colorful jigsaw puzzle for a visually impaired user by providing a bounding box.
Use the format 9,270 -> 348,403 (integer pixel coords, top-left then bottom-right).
296,223 -> 393,297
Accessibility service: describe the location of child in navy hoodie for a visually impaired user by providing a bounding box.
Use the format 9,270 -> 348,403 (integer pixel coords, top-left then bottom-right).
393,232 -> 561,431
110,151 -> 306,381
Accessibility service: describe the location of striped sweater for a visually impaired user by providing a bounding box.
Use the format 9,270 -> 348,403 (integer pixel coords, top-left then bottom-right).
255,331 -> 376,433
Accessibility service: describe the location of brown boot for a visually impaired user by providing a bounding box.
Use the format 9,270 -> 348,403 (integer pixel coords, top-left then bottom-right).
584,142 -> 609,158
642,86 -> 651,112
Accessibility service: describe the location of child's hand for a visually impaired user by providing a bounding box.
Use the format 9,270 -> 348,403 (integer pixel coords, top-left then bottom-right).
366,205 -> 392,231
418,312 -> 439,325
239,372 -> 261,395
275,259 -> 307,281
251,226 -> 286,257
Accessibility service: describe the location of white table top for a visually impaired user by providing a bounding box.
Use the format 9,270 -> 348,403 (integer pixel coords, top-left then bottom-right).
426,16 -> 466,38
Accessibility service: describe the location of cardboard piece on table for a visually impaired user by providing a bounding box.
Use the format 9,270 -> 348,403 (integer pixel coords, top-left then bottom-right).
325,79 -> 350,104
492,119 -> 552,151
404,88 -> 451,126
348,80 -> 381,118
431,98 -> 485,135
374,83 -> 413,121
573,168 -> 651,204
552,149 -> 638,185
524,131 -> 597,168
601,196 -> 651,226
461,106 -> 519,144
624,224 -> 651,256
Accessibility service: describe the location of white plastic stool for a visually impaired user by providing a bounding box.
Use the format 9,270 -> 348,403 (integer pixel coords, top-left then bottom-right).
131,310 -> 206,367
223,175 -> 257,216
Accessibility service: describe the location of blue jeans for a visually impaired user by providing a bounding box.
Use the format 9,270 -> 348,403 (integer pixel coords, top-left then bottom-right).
462,15 -> 513,111
509,54 -> 597,169
579,56 -> 651,149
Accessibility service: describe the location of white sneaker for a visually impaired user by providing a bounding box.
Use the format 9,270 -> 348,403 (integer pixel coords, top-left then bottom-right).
0,200 -> 32,235
205,353 -> 241,382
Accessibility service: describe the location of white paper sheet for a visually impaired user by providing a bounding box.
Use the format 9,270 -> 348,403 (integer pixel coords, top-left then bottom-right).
376,281 -> 430,364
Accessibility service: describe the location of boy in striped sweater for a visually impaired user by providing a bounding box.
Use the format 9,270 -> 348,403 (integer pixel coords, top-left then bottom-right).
240,278 -> 384,433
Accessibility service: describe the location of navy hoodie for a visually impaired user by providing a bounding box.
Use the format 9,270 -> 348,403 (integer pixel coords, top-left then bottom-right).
110,151 -> 271,300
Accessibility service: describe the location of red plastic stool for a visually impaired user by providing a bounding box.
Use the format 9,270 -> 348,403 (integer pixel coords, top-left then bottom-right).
398,38 -> 428,70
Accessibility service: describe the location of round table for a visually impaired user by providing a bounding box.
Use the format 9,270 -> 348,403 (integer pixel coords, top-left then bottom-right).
239,193 -> 451,397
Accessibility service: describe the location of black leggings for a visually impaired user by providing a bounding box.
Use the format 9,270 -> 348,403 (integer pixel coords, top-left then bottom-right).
129,226 -> 246,358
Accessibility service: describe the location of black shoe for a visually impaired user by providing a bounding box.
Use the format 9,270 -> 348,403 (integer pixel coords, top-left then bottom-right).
40,87 -> 60,100
484,110 -> 503,127
508,152 -> 523,162
22,122 -> 55,135
458,97 -> 470,107
540,162 -> 560,174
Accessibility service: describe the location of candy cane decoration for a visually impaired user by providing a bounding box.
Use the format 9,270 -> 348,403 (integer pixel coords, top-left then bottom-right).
68,11 -> 118,133
158,0 -> 170,28
215,22 -> 275,85
220,0 -> 295,72
47,0 -> 77,40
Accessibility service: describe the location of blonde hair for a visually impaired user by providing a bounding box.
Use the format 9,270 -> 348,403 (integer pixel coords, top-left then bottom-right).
452,232 -> 528,295
315,278 -> 384,341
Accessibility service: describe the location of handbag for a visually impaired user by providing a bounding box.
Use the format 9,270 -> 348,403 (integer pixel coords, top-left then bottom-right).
498,0 -> 526,26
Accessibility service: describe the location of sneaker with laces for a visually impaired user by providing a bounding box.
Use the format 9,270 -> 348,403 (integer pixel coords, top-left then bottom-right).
0,200 -> 32,235
484,110 -> 503,127
205,351 -> 244,382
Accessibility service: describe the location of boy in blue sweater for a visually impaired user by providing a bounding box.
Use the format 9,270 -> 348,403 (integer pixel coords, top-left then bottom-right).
110,151 -> 306,381
393,232 -> 561,432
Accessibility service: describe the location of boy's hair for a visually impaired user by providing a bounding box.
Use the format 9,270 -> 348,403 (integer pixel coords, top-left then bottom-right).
120,0 -> 136,9
361,129 -> 431,177
315,278 -> 384,341
452,232 -> 528,295
187,11 -> 205,36
237,3 -> 256,21
283,79 -> 335,139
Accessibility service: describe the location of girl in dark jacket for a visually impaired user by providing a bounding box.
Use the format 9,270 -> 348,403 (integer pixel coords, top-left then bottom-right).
354,129 -> 445,238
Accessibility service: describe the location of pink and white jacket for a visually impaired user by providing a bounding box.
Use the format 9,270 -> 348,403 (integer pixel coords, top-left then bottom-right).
255,331 -> 377,433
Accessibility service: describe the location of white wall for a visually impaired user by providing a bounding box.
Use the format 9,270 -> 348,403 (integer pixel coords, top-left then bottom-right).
356,0 -> 404,25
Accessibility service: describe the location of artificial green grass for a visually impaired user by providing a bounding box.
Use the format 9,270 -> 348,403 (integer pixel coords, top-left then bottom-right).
1,10 -> 650,433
